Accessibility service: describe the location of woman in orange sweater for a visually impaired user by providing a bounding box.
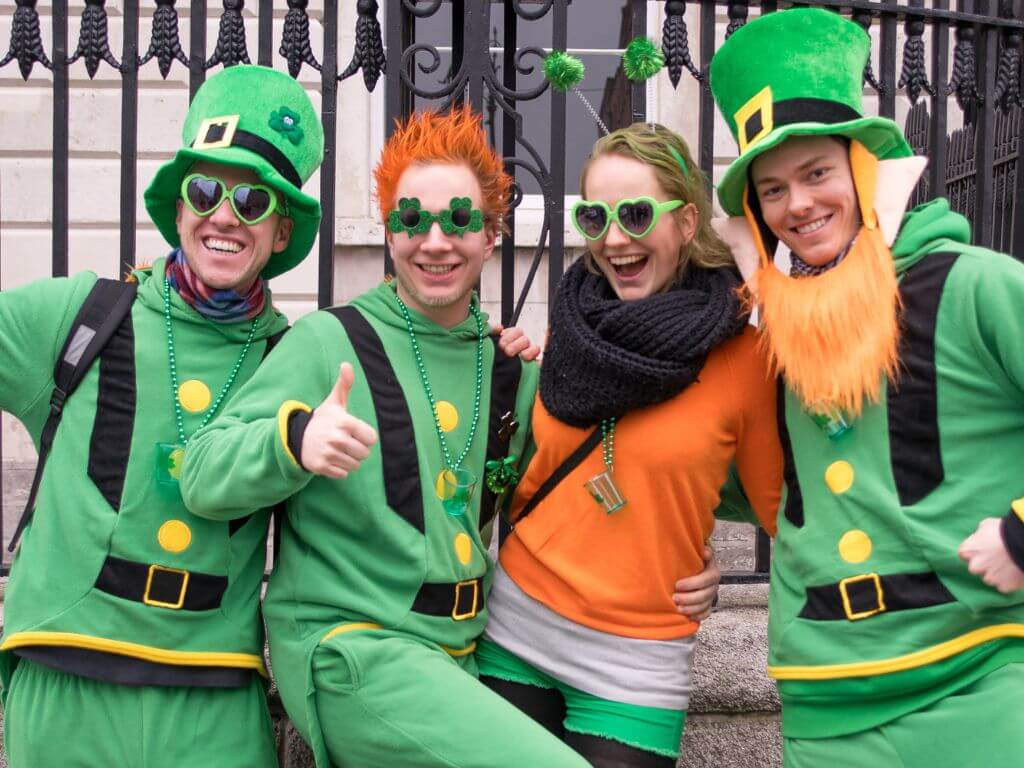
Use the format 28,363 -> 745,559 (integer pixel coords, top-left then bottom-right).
477,123 -> 782,767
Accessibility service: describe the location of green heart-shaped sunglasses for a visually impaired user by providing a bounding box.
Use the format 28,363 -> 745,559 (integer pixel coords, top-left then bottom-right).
571,197 -> 684,241
180,173 -> 284,225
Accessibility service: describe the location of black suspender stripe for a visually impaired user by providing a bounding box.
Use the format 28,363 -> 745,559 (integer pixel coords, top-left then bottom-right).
777,377 -> 805,528
479,340 -> 522,532
328,306 -> 425,534
87,311 -> 136,511
229,326 -> 290,538
888,252 -> 959,506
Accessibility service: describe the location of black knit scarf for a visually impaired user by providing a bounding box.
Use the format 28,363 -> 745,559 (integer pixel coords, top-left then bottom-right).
539,258 -> 748,427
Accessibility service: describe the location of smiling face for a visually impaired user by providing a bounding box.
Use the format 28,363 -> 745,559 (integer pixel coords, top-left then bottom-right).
581,153 -> 697,301
385,162 -> 496,328
175,161 -> 293,291
750,135 -> 860,267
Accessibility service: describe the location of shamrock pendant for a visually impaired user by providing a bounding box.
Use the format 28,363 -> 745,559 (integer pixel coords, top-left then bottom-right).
155,442 -> 187,486
485,455 -> 520,495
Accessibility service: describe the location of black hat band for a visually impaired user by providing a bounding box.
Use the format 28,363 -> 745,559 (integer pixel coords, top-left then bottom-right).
740,97 -> 863,152
191,116 -> 303,190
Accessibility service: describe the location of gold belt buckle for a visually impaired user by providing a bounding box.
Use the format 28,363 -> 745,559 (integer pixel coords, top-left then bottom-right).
143,564 -> 190,610
451,579 -> 480,621
839,573 -> 886,620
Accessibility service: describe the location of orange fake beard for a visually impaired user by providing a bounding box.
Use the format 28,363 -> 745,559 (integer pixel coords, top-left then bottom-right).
753,224 -> 901,417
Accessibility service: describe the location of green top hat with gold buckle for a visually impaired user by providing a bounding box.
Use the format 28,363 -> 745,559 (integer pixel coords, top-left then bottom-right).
144,65 -> 324,279
710,8 -> 912,216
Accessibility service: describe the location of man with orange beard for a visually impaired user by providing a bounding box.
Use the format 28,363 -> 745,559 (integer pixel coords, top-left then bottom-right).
710,8 -> 1024,767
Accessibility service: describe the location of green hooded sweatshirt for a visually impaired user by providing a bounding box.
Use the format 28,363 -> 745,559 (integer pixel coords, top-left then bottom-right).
0,258 -> 289,692
182,281 -> 537,742
770,199 -> 1024,738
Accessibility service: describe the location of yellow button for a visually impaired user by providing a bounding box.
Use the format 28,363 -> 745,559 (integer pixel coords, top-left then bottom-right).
435,469 -> 457,500
157,520 -> 192,553
825,461 -> 855,494
838,529 -> 872,563
435,401 -> 459,433
178,379 -> 212,413
167,447 -> 186,480
454,533 -> 473,565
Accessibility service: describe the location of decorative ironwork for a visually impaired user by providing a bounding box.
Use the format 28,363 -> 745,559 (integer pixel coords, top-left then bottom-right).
897,12 -> 932,104
139,0 -> 189,79
904,100 -> 930,206
67,0 -> 121,78
725,2 -> 748,39
340,0 -> 386,92
0,0 -> 51,81
851,10 -> 883,94
280,0 -> 321,77
994,24 -> 1022,110
205,0 -> 252,69
662,0 -> 701,88
949,20 -> 982,112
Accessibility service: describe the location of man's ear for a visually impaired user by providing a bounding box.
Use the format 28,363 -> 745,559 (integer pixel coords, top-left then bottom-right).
675,203 -> 699,247
482,221 -> 498,261
272,217 -> 294,254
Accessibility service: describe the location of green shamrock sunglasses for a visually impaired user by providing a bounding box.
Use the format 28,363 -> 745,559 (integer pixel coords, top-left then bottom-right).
571,197 -> 684,241
388,197 -> 485,238
180,173 -> 281,226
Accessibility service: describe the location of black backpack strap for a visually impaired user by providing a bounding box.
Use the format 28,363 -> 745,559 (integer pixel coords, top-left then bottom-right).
479,338 -> 523,532
513,425 -> 602,525
10,278 -> 137,552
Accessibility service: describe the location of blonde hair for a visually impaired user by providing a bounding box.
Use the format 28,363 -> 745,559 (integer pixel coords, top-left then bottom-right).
579,123 -> 733,281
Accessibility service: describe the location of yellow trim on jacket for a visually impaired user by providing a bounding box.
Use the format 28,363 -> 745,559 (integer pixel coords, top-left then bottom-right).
277,399 -> 313,468
769,624 -> 1024,680
0,631 -> 267,675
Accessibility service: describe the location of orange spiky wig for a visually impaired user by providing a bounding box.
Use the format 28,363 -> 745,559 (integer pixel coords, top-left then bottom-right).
743,140 -> 902,417
374,106 -> 512,231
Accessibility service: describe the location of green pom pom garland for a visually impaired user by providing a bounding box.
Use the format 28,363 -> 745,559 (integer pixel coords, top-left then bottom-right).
543,50 -> 586,92
623,37 -> 664,82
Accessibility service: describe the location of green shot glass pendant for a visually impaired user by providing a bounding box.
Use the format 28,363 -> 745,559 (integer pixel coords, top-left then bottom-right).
585,418 -> 627,514
388,197 -> 485,239
806,405 -> 852,440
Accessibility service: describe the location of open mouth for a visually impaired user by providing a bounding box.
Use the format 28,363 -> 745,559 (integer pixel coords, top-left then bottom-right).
203,237 -> 244,254
792,215 -> 832,236
608,254 -> 648,279
417,263 -> 459,276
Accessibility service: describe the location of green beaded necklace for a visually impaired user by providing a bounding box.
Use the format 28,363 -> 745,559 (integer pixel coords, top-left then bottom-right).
162,277 -> 257,446
600,417 -> 617,471
394,291 -> 484,471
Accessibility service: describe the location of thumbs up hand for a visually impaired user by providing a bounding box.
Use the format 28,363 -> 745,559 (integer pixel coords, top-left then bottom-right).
300,363 -> 379,478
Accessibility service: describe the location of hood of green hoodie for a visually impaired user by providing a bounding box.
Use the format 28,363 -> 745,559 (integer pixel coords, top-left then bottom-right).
352,280 -> 490,341
132,256 -> 289,343
891,198 -> 972,275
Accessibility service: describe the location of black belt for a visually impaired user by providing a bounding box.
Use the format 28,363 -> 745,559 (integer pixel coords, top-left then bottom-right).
95,555 -> 228,611
411,578 -> 482,621
799,571 -> 954,621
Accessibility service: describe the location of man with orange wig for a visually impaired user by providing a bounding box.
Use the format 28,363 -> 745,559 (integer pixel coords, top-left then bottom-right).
710,8 -> 1024,767
181,107 -> 589,767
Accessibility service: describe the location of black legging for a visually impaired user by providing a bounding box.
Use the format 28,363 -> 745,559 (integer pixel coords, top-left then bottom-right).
481,676 -> 677,768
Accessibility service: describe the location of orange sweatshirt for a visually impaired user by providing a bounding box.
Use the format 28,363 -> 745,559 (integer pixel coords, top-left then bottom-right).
500,325 -> 782,641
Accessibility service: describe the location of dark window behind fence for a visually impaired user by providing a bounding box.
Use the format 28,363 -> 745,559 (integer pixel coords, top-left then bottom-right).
2,0 -> 1023,584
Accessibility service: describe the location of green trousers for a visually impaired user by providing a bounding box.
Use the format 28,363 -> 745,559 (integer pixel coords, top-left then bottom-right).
2,658 -> 277,768
784,662 -> 1024,768
308,627 -> 590,768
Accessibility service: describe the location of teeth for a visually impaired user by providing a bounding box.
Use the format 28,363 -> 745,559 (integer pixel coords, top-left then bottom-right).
204,238 -> 243,253
421,264 -> 455,274
609,254 -> 646,266
795,217 -> 829,235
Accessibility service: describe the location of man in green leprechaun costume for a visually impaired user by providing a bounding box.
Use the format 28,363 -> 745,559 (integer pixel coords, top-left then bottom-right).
708,8 -> 1024,766
0,65 -> 323,766
180,106 -> 590,768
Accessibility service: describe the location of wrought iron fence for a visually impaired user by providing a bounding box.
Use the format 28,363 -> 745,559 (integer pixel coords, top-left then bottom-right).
2,0 -> 1023,583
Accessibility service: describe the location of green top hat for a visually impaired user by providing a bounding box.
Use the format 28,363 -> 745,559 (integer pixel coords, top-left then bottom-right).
144,65 -> 324,279
710,8 -> 912,216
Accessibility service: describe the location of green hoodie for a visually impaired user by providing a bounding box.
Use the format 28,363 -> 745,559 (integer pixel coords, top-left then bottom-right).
769,199 -> 1024,738
182,281 -> 538,742
0,258 -> 288,690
